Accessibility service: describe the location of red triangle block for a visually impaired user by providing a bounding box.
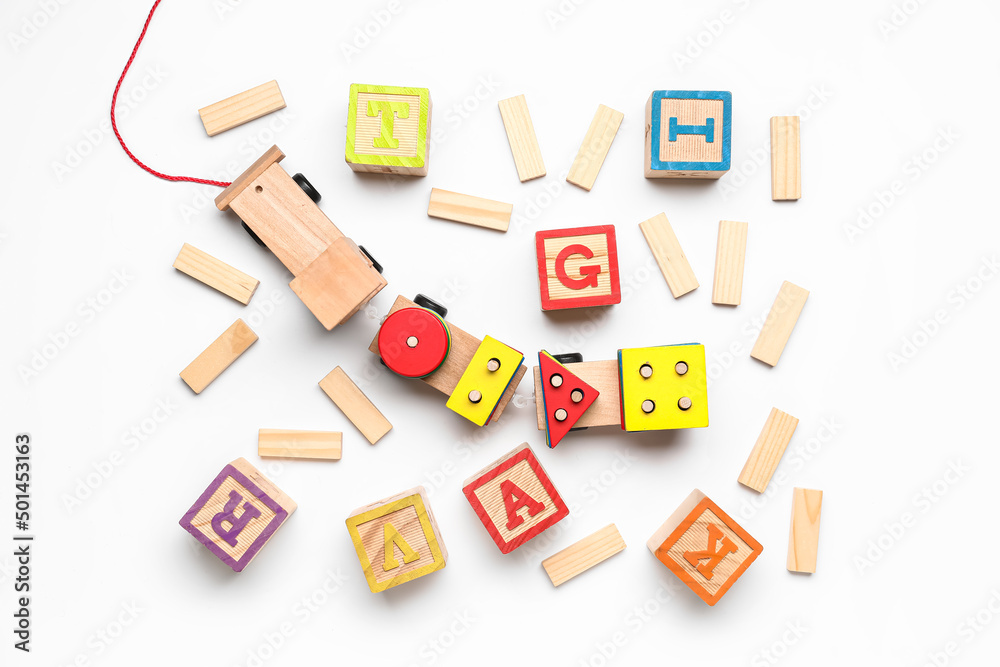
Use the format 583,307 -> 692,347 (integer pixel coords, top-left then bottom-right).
538,351 -> 600,448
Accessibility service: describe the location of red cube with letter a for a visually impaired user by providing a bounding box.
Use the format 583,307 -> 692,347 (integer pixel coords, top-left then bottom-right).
535,225 -> 621,311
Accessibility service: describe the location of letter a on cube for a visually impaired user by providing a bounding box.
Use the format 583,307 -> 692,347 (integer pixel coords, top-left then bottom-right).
345,486 -> 447,592
345,84 -> 431,176
535,225 -> 621,311
179,458 -> 296,572
463,443 -> 569,553
647,489 -> 762,605
645,90 -> 731,179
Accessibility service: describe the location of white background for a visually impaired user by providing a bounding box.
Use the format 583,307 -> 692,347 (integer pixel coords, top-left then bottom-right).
3,0 -> 1000,665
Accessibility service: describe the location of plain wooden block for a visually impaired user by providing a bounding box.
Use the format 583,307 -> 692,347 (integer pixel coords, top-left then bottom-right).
179,457 -> 295,572
345,486 -> 447,592
787,488 -> 823,573
567,105 -> 624,191
738,408 -> 799,493
345,84 -> 431,176
711,220 -> 748,306
199,80 -> 286,137
771,116 -> 801,201
427,188 -> 512,232
542,524 -> 626,587
750,281 -> 809,366
180,319 -> 258,394
173,243 -> 259,305
319,366 -> 392,445
533,360 -> 621,429
258,429 -> 342,460
639,213 -> 699,298
498,94 -> 545,182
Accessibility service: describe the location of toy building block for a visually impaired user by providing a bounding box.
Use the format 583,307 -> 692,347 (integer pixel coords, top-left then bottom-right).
533,358 -> 621,431
345,486 -> 447,592
179,457 -> 296,572
771,116 -> 801,201
647,489 -> 762,605
712,220 -> 748,306
567,105 -> 624,191
537,351 -> 600,448
498,94 -> 545,182
639,213 -> 698,299
645,90 -> 731,179
215,145 -> 386,329
173,243 -> 259,305
462,443 -> 569,554
750,281 -> 809,366
738,408 -> 799,493
319,366 -> 392,445
619,344 -> 708,431
542,524 -> 626,587
180,319 -> 257,394
345,84 -> 431,176
198,80 -> 286,137
787,487 -> 823,573
258,429 -> 343,461
427,188 -> 512,232
370,295 -> 527,425
536,225 -> 621,311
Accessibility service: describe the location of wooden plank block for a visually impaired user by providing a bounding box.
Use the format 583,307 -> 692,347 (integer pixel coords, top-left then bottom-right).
258,429 -> 343,460
173,243 -> 260,305
427,188 -> 512,232
566,105 -> 624,191
533,360 -> 621,429
771,116 -> 801,201
199,80 -> 286,137
319,366 -> 392,444
750,281 -> 809,366
639,213 -> 698,298
787,487 -> 823,573
498,94 -> 545,182
180,319 -> 257,394
711,220 -> 748,306
542,524 -> 626,587
738,408 -> 799,493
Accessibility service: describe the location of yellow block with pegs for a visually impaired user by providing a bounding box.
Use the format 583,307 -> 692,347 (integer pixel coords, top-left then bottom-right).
618,344 -> 708,431
446,336 -> 524,426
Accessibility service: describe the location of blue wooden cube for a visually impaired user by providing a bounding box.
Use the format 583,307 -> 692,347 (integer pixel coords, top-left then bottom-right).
644,90 -> 731,179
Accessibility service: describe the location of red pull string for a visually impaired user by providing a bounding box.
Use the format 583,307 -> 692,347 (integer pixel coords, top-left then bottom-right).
111,0 -> 231,188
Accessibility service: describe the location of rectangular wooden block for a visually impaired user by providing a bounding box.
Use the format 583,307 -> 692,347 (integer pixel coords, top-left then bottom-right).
712,220 -> 748,306
639,213 -> 698,298
750,281 -> 809,366
536,225 -> 621,310
533,360 -> 621,430
345,486 -> 447,592
345,84 -> 431,176
180,319 -> 257,394
289,237 -> 387,330
427,188 -> 512,232
645,91 -> 731,179
771,116 -> 801,201
542,524 -> 626,587
258,429 -> 342,460
647,489 -> 762,605
179,457 -> 295,572
498,94 -> 545,182
463,443 -> 568,553
319,366 -> 392,445
173,243 -> 259,305
567,105 -> 624,191
738,408 -> 799,492
787,487 -> 823,573
199,80 -> 286,137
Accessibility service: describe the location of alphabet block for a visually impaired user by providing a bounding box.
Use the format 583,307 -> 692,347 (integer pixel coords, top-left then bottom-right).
537,351 -> 600,448
345,486 -> 447,592
535,225 -> 621,311
345,84 -> 431,176
463,443 -> 569,554
179,458 -> 296,572
647,489 -> 762,606
618,344 -> 708,431
445,336 -> 524,426
645,90 -> 731,179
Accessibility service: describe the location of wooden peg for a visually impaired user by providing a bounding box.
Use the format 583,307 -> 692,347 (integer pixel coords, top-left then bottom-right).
199,80 -> 286,137
173,243 -> 259,305
542,524 -> 626,586
180,319 -> 257,394
319,366 -> 392,445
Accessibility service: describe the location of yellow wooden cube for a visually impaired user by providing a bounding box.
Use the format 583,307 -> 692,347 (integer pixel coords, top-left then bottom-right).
618,344 -> 708,431
446,336 -> 524,426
